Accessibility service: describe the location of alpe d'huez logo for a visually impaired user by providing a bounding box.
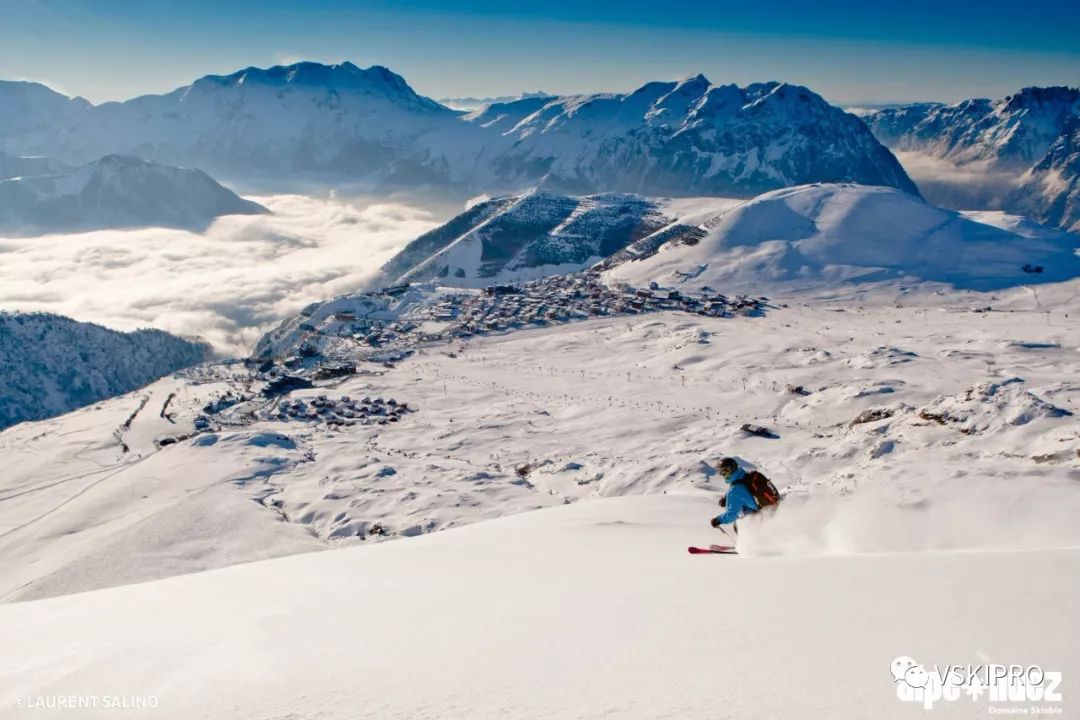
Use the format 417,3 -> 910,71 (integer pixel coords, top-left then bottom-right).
891,656 -> 1063,711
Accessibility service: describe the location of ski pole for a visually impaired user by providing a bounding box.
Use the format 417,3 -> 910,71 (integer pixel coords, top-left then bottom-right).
718,525 -> 736,544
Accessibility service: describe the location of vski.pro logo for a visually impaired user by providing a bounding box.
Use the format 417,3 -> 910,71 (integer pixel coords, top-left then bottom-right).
891,656 -> 1063,711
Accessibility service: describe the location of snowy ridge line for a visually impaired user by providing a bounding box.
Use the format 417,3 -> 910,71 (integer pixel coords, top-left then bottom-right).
380,183 -> 1080,304
395,194 -> 531,285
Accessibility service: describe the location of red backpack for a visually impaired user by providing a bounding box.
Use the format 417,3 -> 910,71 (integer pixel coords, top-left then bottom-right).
734,470 -> 781,510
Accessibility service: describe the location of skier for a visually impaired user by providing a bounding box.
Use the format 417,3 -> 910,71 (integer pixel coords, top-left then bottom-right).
710,457 -> 780,533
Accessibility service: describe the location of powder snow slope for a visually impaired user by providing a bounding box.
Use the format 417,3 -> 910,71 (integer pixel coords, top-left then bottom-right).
0,493 -> 1077,720
0,154 -> 266,234
4,285 -> 1080,601
0,312 -> 211,429
604,183 -> 1080,292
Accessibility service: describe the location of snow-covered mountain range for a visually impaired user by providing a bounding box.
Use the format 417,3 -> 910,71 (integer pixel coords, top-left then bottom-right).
0,311 -> 211,429
864,87 -> 1080,229
462,76 -> 918,196
0,62 -> 917,198
0,63 -> 462,184
0,153 -> 266,233
3,57 -> 1080,720
865,86 -> 1080,170
857,102 -> 943,146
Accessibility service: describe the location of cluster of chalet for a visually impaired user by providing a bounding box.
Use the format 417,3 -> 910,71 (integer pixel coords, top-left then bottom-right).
617,283 -> 763,318
194,391 -> 242,427
273,394 -> 411,426
429,273 -> 765,339
293,312 -> 416,356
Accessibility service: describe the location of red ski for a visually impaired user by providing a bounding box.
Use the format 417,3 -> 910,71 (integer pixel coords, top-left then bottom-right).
688,544 -> 737,555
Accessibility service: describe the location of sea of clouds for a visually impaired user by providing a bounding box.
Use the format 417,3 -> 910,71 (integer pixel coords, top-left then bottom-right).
0,194 -> 442,356
892,151 -> 1021,211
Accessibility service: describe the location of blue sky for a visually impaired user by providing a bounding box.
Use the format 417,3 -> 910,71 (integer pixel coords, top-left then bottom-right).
3,0 -> 1078,105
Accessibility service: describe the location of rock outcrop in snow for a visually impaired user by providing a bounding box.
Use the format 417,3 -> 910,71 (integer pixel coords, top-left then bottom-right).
0,154 -> 266,234
915,377 -> 1072,435
0,63 -> 917,198
0,312 -> 211,429
602,183 -> 1080,291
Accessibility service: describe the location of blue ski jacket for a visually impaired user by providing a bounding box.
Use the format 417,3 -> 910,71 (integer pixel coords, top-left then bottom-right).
713,469 -> 759,525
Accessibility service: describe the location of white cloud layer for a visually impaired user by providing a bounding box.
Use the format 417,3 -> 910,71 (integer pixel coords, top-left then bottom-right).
893,151 -> 1021,210
0,194 -> 441,357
